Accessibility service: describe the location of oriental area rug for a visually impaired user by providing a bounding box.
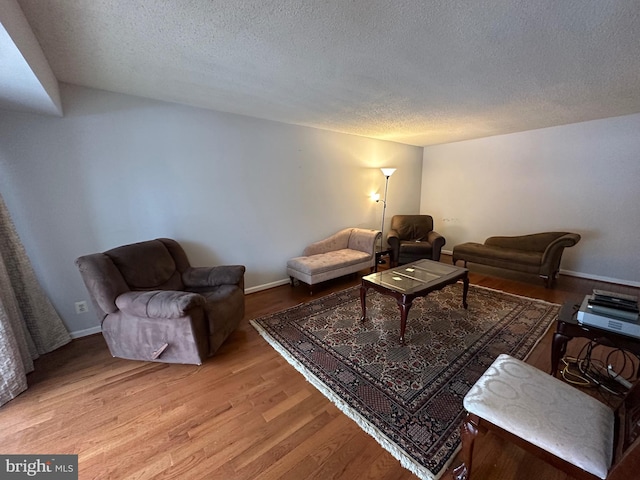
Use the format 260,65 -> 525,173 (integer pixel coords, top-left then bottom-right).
250,284 -> 559,480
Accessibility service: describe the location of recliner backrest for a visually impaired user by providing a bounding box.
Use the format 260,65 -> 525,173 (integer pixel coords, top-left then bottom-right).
105,239 -> 185,291
391,215 -> 434,241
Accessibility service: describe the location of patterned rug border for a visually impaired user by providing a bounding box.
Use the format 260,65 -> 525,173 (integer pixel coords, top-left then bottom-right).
459,284 -> 559,365
250,318 -> 423,475
250,283 -> 559,479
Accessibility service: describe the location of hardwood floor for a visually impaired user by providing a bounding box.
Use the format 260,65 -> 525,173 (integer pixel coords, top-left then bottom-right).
2,256 -> 638,479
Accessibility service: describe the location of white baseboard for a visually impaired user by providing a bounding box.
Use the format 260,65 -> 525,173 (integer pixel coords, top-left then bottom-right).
560,269 -> 640,288
69,325 -> 101,339
245,278 -> 291,294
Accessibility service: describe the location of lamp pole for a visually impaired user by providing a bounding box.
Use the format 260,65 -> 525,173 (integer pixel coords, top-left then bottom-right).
378,168 -> 396,262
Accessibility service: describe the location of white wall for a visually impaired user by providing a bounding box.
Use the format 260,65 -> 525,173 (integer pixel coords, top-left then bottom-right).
421,113 -> 640,286
0,84 -> 423,336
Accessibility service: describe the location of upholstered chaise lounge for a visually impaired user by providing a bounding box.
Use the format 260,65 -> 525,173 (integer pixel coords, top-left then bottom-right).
452,232 -> 581,288
75,238 -> 245,365
287,228 -> 381,293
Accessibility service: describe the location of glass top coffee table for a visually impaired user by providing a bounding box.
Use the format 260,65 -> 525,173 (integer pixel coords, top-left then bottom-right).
360,259 -> 469,345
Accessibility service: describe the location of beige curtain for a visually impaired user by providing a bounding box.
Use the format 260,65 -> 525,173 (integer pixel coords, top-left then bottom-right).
0,193 -> 71,407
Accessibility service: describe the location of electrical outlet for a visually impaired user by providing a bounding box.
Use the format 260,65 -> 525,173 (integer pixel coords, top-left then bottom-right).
75,301 -> 88,314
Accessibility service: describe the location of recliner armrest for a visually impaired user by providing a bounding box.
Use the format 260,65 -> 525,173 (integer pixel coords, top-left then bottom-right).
427,230 -> 445,245
387,229 -> 401,263
75,252 -> 130,316
115,290 -> 205,319
387,229 -> 400,245
427,231 -> 446,258
182,265 -> 246,288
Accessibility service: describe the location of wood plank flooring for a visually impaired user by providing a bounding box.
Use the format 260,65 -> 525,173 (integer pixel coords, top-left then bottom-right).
2,256 -> 638,479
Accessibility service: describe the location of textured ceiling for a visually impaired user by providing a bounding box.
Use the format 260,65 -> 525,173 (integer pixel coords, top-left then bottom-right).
8,0 -> 640,146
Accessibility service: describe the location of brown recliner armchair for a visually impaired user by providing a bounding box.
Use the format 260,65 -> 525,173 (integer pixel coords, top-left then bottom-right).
75,238 -> 245,365
387,215 -> 446,266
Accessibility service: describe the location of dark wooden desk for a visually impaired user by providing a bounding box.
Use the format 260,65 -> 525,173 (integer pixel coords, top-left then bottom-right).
551,302 -> 640,376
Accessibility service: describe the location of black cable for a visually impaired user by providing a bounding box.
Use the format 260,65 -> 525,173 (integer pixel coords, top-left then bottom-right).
563,341 -> 638,400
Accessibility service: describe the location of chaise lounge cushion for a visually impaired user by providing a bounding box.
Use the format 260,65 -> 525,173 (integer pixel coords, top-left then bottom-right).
288,249 -> 371,276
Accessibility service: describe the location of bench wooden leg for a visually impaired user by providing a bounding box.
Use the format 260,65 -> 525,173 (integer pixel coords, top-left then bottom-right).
451,412 -> 480,480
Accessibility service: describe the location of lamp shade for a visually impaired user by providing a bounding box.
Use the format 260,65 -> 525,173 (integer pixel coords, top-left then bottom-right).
380,168 -> 396,177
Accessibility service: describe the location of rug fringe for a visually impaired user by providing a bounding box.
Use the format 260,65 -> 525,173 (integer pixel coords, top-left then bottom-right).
250,319 -> 439,480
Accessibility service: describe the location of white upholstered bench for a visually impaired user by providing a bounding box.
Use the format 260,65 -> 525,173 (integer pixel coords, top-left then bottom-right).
453,354 -> 640,480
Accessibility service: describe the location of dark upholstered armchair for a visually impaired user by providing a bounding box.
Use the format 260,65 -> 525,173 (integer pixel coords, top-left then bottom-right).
387,215 -> 446,266
75,238 -> 245,365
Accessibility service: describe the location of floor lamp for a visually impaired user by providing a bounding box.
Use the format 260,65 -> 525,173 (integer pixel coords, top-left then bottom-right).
377,167 -> 396,263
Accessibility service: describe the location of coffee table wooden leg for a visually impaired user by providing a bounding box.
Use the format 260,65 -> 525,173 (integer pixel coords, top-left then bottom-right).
462,274 -> 469,309
360,284 -> 368,322
398,299 -> 412,345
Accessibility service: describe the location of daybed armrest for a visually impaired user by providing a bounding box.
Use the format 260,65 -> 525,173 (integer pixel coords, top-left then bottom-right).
347,228 -> 381,255
182,265 -> 246,288
115,290 -> 205,319
541,233 -> 581,257
540,233 -> 581,268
